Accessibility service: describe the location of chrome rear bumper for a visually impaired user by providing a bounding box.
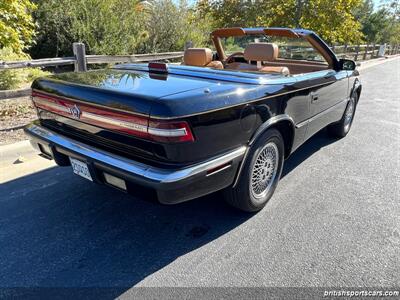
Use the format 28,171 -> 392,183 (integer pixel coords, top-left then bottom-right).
24,122 -> 246,204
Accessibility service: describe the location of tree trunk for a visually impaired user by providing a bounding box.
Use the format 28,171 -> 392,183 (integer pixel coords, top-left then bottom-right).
294,0 -> 306,27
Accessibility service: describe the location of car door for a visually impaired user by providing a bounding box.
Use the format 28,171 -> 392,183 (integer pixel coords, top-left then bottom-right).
302,69 -> 349,140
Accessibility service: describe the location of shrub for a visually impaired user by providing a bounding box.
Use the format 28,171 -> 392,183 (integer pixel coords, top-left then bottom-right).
0,48 -> 50,90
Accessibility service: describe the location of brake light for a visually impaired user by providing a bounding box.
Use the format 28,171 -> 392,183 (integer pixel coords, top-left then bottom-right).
148,62 -> 168,73
32,91 -> 195,143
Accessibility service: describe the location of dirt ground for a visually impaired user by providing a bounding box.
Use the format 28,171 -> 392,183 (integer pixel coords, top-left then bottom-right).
0,97 -> 37,145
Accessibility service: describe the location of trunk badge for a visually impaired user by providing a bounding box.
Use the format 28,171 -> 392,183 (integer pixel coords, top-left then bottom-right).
69,104 -> 82,119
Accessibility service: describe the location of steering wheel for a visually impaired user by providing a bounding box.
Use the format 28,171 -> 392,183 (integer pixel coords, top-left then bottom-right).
224,51 -> 245,64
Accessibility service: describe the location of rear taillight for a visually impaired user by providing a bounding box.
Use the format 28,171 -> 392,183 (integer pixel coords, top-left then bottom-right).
148,120 -> 194,142
32,91 -> 195,143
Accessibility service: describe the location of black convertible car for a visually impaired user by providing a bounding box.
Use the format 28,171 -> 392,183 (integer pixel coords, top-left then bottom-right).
25,27 -> 361,212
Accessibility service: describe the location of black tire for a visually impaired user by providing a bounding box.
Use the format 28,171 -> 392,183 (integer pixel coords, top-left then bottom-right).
327,94 -> 358,138
223,128 -> 284,212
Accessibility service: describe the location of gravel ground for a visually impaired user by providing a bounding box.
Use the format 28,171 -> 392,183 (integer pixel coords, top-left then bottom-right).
0,96 -> 37,145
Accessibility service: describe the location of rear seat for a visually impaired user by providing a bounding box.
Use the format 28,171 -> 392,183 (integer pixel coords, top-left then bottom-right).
182,48 -> 223,69
226,43 -> 290,75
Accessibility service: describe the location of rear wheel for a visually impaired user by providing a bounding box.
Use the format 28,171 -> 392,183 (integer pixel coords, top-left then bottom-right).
328,94 -> 357,138
223,129 -> 284,212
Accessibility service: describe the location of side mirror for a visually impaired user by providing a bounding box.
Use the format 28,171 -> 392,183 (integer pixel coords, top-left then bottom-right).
339,58 -> 356,71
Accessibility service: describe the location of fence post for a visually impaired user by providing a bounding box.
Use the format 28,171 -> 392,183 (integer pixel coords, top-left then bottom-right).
354,44 -> 360,61
73,42 -> 87,72
371,43 -> 375,58
378,44 -> 386,57
363,44 -> 369,60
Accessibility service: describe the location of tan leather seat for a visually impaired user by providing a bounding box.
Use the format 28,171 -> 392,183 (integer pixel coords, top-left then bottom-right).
183,48 -> 223,69
226,43 -> 289,75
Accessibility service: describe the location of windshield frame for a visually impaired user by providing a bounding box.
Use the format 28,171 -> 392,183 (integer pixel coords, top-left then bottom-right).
211,27 -> 336,68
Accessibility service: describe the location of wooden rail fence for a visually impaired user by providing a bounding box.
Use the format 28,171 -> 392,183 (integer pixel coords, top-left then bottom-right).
0,43 -> 184,100
0,42 -> 399,100
330,43 -> 399,60
0,43 -> 184,71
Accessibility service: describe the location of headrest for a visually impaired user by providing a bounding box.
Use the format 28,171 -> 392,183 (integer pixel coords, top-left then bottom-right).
183,48 -> 213,66
244,43 -> 278,61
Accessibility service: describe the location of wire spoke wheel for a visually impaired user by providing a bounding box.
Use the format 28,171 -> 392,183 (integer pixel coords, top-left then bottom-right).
250,142 -> 279,201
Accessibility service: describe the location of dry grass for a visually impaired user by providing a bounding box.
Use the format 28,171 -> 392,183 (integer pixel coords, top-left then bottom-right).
0,97 -> 37,145
0,102 -> 34,119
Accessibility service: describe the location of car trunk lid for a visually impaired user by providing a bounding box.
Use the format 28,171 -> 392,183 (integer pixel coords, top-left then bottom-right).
31,68 -> 217,165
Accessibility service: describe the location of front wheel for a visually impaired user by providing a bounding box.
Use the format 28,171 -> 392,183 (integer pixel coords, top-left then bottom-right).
328,95 -> 357,138
223,129 -> 284,212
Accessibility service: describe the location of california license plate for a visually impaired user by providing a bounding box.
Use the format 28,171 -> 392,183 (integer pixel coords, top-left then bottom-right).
69,157 -> 93,181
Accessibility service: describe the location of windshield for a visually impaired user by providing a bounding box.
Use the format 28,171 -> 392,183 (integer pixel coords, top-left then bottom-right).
220,35 -> 327,63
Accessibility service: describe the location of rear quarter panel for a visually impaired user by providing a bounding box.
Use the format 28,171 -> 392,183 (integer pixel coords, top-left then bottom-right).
151,80 -> 311,163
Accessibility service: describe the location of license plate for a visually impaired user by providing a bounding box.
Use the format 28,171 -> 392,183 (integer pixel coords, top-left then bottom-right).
69,157 -> 93,181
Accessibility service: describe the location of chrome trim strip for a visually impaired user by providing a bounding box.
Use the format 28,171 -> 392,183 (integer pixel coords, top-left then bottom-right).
82,111 -> 148,132
33,98 -> 70,113
32,89 -> 149,117
295,119 -> 309,129
295,98 -> 349,128
25,123 -> 246,185
232,147 -> 250,188
205,164 -> 232,177
34,96 -> 149,132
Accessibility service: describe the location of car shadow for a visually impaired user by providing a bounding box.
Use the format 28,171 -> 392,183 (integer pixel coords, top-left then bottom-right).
0,129 -> 337,298
282,128 -> 337,178
0,166 -> 250,298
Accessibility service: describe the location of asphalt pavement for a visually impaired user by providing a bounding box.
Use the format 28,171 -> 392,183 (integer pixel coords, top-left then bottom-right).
0,58 -> 399,297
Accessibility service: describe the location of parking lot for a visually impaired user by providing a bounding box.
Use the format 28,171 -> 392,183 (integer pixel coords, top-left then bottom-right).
0,58 -> 399,295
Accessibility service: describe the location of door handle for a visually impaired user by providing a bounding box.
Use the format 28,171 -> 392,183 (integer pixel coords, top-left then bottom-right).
311,92 -> 319,102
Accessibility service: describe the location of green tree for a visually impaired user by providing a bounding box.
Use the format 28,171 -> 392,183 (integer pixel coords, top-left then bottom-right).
355,0 -> 400,44
293,0 -> 364,43
30,0 -> 74,58
139,0 -> 212,53
197,0 -> 263,28
68,0 -> 148,55
378,0 -> 400,44
0,0 -> 37,53
197,0 -> 364,44
30,0 -> 148,57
